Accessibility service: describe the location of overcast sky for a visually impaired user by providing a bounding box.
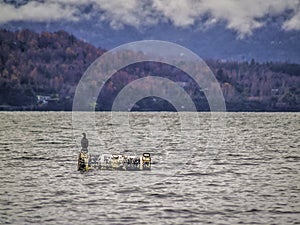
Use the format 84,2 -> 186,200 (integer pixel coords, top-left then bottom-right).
0,0 -> 300,38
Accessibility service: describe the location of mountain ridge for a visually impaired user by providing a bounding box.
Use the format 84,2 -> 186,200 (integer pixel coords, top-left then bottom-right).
0,29 -> 299,111
2,12 -> 300,63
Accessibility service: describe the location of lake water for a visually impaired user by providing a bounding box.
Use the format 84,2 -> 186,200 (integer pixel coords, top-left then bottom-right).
0,112 -> 299,224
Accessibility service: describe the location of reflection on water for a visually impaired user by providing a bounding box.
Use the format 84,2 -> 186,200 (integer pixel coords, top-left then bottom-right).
0,112 -> 299,224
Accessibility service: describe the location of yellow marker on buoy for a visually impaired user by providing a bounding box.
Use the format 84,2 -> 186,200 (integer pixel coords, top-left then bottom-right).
78,152 -> 89,171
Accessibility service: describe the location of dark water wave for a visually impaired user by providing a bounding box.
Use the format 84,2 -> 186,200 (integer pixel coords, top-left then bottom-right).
0,112 -> 299,225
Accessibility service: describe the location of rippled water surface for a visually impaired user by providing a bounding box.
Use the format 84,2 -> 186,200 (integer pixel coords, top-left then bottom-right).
0,112 -> 299,224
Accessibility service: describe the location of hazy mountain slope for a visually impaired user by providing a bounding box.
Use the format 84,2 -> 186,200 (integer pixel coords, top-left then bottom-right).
0,29 -> 299,111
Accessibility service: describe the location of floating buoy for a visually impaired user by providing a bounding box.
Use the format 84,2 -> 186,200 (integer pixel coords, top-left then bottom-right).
77,152 -> 151,171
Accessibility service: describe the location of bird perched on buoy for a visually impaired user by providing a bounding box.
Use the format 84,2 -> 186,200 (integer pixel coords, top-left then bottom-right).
81,132 -> 89,153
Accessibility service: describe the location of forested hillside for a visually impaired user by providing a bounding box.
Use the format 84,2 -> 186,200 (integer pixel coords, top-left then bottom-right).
0,29 -> 104,109
0,29 -> 299,111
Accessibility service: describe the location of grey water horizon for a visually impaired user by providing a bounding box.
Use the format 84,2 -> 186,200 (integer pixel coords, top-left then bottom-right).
0,111 -> 299,224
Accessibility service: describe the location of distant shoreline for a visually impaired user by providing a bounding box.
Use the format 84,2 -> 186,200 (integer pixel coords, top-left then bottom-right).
0,108 -> 299,113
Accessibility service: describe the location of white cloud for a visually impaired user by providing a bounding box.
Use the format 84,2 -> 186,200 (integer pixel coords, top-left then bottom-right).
0,1 -> 79,23
93,0 -> 160,29
0,0 -> 300,37
93,0 -> 143,29
283,10 -> 300,30
153,0 -> 300,38
152,0 -> 205,27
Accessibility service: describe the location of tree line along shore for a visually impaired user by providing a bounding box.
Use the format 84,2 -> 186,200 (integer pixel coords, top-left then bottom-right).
0,29 -> 299,111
